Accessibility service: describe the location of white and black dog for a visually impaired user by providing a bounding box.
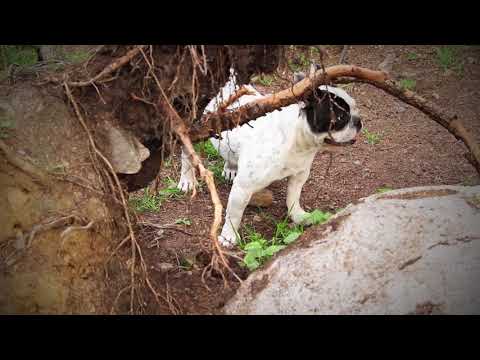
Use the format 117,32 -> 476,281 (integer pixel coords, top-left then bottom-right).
178,64 -> 362,247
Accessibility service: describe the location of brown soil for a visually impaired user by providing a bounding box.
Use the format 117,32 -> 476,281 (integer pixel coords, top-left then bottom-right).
114,45 -> 480,315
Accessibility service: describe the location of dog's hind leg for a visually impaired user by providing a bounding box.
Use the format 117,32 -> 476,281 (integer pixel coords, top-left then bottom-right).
177,146 -> 198,192
286,170 -> 312,225
218,181 -> 253,247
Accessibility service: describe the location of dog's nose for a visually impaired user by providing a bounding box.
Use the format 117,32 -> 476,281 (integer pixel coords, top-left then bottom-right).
352,115 -> 362,131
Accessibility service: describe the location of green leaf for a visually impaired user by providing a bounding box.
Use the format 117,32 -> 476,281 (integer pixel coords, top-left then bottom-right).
243,253 -> 260,270
283,231 -> 302,244
244,241 -> 263,258
376,187 -> 393,194
304,209 -> 333,225
263,244 -> 286,257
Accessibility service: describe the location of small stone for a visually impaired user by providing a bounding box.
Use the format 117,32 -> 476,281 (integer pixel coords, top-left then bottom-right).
156,262 -> 174,272
432,92 -> 440,100
249,189 -> 273,208
353,160 -> 361,166
467,57 -> 477,65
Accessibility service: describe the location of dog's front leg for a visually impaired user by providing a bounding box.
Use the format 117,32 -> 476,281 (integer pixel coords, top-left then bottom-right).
177,146 -> 198,192
286,170 -> 312,225
219,181 -> 253,247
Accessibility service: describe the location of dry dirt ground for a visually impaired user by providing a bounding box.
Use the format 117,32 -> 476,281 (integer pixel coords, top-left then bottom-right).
114,45 -> 480,315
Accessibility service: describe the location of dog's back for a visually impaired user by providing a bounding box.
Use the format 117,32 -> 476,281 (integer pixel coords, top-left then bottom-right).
206,70 -> 301,163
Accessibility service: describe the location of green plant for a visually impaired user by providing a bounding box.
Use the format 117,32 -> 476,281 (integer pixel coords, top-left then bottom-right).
407,52 -> 418,61
257,74 -> 274,86
302,209 -> 333,225
163,158 -> 172,168
399,78 -> 416,91
239,208 -> 332,271
175,218 -> 192,226
194,140 -> 226,183
363,128 -> 382,145
130,179 -> 184,213
0,116 -> 15,139
179,257 -> 194,270
64,50 -> 90,64
436,46 -> 463,73
239,226 -> 286,271
376,187 -> 393,194
129,188 -> 162,213
0,45 -> 38,70
288,51 -> 311,72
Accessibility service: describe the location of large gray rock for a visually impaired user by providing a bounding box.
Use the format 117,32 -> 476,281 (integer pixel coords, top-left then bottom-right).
100,121 -> 150,174
224,185 -> 480,315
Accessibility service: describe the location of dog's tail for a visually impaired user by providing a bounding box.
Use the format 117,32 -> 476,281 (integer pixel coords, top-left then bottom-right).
203,68 -> 261,114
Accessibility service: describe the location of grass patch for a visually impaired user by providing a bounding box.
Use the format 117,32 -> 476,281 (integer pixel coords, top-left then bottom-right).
130,177 -> 184,213
257,74 -> 274,86
0,115 -> 15,139
399,78 -> 416,91
407,52 -> 418,61
1,45 -> 38,70
175,218 -> 192,226
362,128 -> 382,145
238,209 -> 332,271
435,46 -> 464,73
288,51 -> 311,72
64,50 -> 90,64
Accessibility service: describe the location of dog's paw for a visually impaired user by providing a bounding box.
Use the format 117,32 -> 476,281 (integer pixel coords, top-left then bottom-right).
222,167 -> 237,182
218,234 -> 237,248
177,175 -> 198,193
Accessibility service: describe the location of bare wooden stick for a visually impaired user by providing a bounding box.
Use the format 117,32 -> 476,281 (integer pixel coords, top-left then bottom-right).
217,86 -> 256,113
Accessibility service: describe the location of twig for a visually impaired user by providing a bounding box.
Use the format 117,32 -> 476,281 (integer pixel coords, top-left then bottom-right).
0,140 -> 50,185
339,45 -> 349,64
60,220 -> 95,239
216,86 -> 256,114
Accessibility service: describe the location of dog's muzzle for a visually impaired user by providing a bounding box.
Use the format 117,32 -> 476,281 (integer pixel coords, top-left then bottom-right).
324,138 -> 356,146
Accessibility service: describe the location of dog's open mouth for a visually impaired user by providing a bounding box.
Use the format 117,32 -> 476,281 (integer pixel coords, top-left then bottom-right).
324,138 -> 356,146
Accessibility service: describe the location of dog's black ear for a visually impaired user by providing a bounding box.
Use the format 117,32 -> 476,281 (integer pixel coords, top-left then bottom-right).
293,72 -> 306,84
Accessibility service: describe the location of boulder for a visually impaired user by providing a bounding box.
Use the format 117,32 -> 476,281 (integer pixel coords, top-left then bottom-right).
224,185 -> 480,315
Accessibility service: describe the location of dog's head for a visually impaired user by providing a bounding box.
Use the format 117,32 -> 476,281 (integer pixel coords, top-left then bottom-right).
294,64 -> 362,145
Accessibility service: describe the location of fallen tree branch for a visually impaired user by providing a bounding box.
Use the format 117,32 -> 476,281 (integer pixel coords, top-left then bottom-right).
190,65 -> 387,142
335,77 -> 480,174
189,64 -> 479,175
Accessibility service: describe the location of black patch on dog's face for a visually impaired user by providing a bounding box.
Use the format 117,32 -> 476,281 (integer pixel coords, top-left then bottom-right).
304,90 -> 351,134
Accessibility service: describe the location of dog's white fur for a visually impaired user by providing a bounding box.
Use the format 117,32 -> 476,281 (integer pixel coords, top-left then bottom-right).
178,68 -> 361,247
